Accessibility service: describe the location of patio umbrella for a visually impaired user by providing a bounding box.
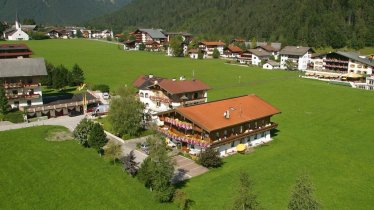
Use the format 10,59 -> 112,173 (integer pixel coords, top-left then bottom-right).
236,144 -> 246,152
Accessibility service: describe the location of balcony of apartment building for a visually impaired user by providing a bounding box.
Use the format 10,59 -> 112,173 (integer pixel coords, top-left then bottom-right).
158,116 -> 278,148
5,88 -> 41,100
3,81 -> 40,89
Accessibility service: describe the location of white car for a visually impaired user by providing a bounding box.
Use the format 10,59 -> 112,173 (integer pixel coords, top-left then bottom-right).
103,92 -> 110,100
165,139 -> 176,148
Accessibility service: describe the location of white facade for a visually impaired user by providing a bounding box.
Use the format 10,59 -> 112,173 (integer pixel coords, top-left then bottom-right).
251,54 -> 262,66
5,20 -> 29,41
347,61 -> 373,75
189,52 -> 199,59
8,86 -> 43,109
263,63 -> 280,70
199,44 -> 224,57
217,131 -> 271,157
139,89 -> 172,115
280,51 -> 312,70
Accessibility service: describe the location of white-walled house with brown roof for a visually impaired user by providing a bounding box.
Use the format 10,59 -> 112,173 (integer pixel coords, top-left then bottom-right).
199,41 -> 225,58
280,46 -> 315,70
157,95 -> 281,156
133,75 -> 210,120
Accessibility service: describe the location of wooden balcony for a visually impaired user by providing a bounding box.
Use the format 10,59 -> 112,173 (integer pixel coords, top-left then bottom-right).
6,93 -> 41,100
157,122 -> 278,148
211,123 -> 278,147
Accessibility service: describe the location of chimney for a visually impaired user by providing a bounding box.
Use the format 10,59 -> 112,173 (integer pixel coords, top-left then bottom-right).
179,76 -> 185,81
224,110 -> 230,119
154,80 -> 158,85
149,74 -> 154,78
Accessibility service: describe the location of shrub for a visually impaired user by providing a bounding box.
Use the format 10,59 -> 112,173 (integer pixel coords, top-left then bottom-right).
73,118 -> 95,147
4,110 -> 24,123
91,84 -> 110,93
212,48 -> 220,59
198,147 -> 222,168
88,123 -> 108,152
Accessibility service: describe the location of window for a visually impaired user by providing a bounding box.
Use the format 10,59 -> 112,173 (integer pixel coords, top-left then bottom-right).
27,100 -> 32,106
240,126 -> 243,133
190,144 -> 195,149
254,135 -> 257,140
12,90 -> 18,95
156,101 -> 161,107
216,132 -> 220,138
231,141 -> 235,147
261,132 -> 265,138
27,78 -> 33,84
145,93 -> 149,98
255,122 -> 258,128
194,92 -> 198,99
224,130 -> 227,136
14,101 -> 19,107
140,92 -> 144,97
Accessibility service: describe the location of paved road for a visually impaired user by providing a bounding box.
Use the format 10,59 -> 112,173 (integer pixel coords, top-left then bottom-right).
0,115 -> 85,132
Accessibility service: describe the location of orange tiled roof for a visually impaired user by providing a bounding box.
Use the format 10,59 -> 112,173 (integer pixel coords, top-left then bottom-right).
227,45 -> 243,53
175,95 -> 280,132
157,79 -> 210,94
201,41 -> 225,46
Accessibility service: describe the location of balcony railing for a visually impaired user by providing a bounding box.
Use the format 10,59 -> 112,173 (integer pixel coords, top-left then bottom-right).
3,83 -> 40,89
158,127 -> 211,148
323,59 -> 349,64
149,95 -> 172,104
6,94 -> 41,100
157,122 -> 278,148
211,123 -> 278,147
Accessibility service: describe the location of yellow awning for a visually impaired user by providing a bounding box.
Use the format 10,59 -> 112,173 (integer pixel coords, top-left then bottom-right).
236,144 -> 246,152
342,72 -> 364,78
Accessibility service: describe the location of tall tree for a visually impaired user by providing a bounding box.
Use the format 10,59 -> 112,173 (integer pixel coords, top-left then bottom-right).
288,173 -> 320,210
87,123 -> 108,152
0,85 -> 9,120
122,150 -> 138,176
104,140 -> 122,164
170,35 -> 184,57
232,171 -> 261,210
70,64 -> 85,86
212,48 -> 220,59
138,136 -> 175,202
108,85 -> 144,137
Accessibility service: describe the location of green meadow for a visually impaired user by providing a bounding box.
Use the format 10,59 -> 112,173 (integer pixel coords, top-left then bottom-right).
1,39 -> 373,209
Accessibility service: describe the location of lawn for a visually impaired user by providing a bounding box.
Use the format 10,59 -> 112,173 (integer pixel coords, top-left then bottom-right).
0,126 -> 175,210
1,39 -> 374,209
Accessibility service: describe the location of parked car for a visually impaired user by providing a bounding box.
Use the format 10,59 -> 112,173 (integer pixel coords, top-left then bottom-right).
165,139 -> 176,148
103,92 -> 110,100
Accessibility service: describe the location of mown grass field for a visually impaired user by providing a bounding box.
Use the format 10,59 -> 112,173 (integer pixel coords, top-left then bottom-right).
1,39 -> 374,209
0,126 -> 175,210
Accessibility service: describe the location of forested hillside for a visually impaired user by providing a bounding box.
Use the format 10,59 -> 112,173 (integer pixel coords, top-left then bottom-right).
0,0 -> 131,25
89,0 -> 374,48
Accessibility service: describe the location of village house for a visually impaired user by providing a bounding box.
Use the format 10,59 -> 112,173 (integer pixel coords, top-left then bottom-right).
223,45 -> 243,59
165,32 -> 192,56
249,48 -> 271,66
130,28 -> 167,49
198,41 -> 225,58
156,94 -> 280,156
188,49 -> 200,59
280,46 -> 315,70
3,16 -> 29,41
92,29 -> 113,39
133,75 -> 210,121
0,58 -> 47,108
145,40 -> 161,51
238,50 -> 252,65
0,44 -> 33,59
263,60 -> 280,70
255,43 -> 281,60
123,40 -> 137,50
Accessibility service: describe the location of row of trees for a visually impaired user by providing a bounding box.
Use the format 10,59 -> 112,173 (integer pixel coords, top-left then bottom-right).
91,0 -> 374,50
42,63 -> 85,89
0,84 -> 9,120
